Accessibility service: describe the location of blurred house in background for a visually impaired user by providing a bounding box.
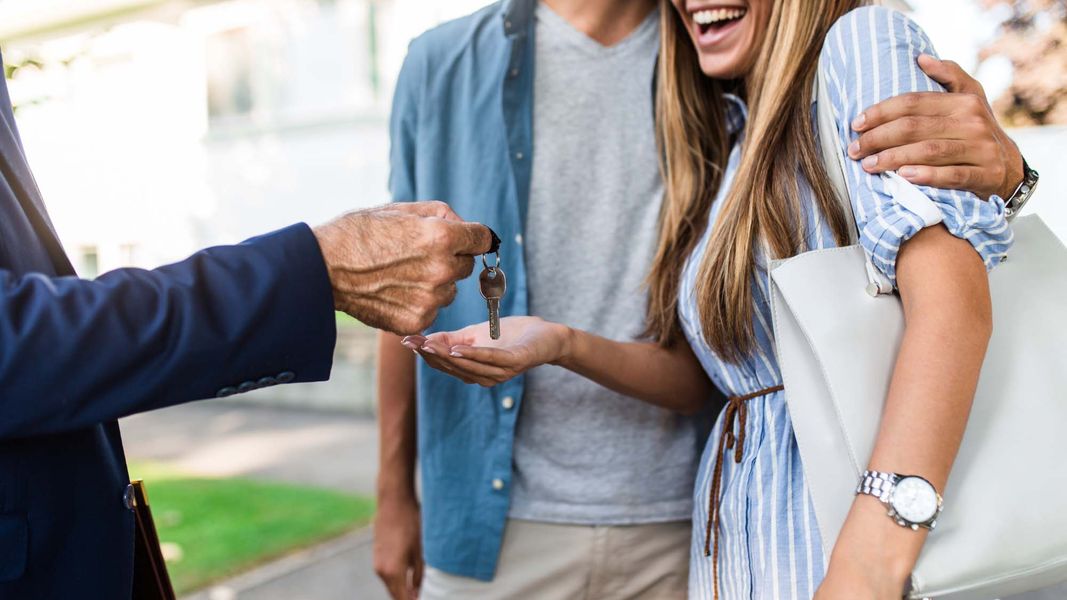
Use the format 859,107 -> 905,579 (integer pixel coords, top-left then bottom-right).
0,0 -> 487,277
0,0 -> 1063,413
2,0 -> 1060,275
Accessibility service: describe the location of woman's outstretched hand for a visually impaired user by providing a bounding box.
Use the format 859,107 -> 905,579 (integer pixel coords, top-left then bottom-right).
401,316 -> 572,387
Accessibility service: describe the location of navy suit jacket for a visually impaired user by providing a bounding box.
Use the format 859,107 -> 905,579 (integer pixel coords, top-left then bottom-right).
0,59 -> 337,598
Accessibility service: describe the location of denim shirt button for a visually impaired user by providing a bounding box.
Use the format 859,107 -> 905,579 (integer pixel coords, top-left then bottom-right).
491,478 -> 504,491
501,396 -> 515,410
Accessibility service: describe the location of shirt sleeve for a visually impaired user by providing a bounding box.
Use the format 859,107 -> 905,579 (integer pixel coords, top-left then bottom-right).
820,6 -> 1013,286
0,224 -> 337,440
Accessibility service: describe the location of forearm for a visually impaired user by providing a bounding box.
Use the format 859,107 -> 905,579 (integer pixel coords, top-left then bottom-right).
376,332 -> 418,500
831,226 -> 993,585
0,224 -> 336,439
558,328 -> 716,415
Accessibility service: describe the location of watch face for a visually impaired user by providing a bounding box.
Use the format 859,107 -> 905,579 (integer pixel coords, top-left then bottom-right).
891,476 -> 938,524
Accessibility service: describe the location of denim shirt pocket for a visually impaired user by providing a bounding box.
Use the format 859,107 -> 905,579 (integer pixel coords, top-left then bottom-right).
0,512 -> 27,582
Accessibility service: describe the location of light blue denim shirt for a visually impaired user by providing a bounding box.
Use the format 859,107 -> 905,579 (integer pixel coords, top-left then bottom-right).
388,0 -> 537,581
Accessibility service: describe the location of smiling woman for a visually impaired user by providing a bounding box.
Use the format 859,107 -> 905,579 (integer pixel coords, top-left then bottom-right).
675,1 -> 769,78
690,6 -> 750,55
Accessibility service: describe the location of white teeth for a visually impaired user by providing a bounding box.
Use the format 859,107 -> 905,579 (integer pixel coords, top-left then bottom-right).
692,7 -> 747,26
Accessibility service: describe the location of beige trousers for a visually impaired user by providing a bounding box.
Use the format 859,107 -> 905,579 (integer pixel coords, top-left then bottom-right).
421,519 -> 690,600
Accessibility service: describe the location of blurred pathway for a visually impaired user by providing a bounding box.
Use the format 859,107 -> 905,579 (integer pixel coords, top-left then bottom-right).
120,402 -> 1067,600
121,402 -> 388,600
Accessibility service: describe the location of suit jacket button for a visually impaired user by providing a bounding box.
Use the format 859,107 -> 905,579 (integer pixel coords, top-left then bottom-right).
238,381 -> 256,394
123,484 -> 136,511
257,376 -> 277,388
216,386 -> 237,398
276,371 -> 295,384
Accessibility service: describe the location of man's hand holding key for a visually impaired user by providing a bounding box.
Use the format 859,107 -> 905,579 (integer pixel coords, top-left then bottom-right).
313,201 -> 493,335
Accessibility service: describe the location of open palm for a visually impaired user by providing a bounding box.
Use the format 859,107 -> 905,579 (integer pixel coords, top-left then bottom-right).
402,316 -> 570,387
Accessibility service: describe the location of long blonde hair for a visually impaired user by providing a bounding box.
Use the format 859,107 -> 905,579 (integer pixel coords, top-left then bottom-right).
645,0 -> 861,362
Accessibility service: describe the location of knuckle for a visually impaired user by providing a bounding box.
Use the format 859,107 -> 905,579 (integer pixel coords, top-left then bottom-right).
416,310 -> 438,332
902,93 -> 922,110
460,256 -> 475,278
416,219 -> 439,247
430,222 -> 454,250
923,140 -> 944,159
440,283 -> 458,305
400,316 -> 421,334
949,167 -> 968,187
901,115 -> 922,135
964,115 -> 988,137
429,260 -> 453,285
946,140 -> 965,158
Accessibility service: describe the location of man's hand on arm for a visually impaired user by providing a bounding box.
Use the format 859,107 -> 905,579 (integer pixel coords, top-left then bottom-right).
847,54 -> 1025,200
312,201 -> 493,336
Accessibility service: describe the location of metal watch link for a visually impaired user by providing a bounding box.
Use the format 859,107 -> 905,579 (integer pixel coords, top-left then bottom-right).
857,470 -> 943,531
1004,157 -> 1039,220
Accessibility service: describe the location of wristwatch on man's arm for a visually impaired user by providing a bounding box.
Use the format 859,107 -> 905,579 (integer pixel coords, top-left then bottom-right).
857,470 -> 944,531
1004,158 -> 1040,220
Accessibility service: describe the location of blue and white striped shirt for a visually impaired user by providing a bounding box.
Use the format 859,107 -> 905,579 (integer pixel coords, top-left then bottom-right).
680,6 -> 1013,599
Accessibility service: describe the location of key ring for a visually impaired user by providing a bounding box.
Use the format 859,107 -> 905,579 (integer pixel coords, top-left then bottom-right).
482,252 -> 500,270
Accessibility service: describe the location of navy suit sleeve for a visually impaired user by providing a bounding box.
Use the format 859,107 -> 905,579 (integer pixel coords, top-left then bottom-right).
0,223 -> 337,440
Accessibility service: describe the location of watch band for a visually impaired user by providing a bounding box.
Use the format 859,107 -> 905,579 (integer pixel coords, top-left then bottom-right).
1004,158 -> 1039,220
857,470 -> 943,531
857,469 -> 899,503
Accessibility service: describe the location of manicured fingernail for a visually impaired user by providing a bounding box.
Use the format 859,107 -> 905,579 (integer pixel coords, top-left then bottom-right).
862,155 -> 878,169
450,351 -> 464,358
851,113 -> 866,130
848,141 -> 861,157
900,166 -> 918,178
421,345 -> 436,355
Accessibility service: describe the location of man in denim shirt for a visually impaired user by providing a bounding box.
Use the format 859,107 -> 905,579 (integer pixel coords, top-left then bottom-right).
373,1 -> 1028,598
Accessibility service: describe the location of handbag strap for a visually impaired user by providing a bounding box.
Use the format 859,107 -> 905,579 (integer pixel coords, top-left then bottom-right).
813,62 -> 895,296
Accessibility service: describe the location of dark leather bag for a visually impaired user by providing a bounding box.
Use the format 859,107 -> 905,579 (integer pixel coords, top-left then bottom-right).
130,481 -> 177,600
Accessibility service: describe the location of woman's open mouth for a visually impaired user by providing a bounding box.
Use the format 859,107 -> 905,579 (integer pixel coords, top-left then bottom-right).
690,6 -> 748,46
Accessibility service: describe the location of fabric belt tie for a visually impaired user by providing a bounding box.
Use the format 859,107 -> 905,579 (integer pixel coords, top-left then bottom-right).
703,384 -> 784,600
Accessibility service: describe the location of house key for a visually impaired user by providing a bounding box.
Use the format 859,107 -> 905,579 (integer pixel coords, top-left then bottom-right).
479,228 -> 505,340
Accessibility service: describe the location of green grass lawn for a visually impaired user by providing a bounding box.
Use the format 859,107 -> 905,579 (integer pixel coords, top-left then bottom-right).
128,462 -> 375,595
336,311 -> 365,328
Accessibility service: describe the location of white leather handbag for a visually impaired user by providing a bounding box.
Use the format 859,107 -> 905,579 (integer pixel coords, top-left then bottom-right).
768,63 -> 1067,599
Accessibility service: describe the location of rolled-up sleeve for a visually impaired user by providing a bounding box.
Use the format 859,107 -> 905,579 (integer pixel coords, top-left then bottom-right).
821,6 -> 1013,286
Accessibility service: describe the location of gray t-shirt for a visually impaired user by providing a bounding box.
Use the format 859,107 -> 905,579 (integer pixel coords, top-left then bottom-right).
510,3 -> 709,525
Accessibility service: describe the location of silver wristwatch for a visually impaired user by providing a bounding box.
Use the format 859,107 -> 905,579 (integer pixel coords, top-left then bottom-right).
1004,158 -> 1039,220
857,470 -> 943,531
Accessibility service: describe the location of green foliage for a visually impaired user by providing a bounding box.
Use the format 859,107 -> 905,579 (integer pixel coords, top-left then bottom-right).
128,462 -> 375,595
